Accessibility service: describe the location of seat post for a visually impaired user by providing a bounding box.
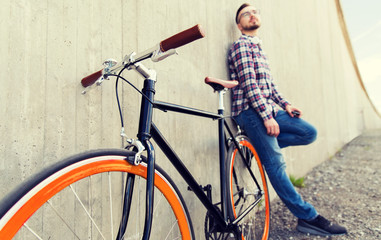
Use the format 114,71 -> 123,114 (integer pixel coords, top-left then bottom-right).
218,89 -> 226,112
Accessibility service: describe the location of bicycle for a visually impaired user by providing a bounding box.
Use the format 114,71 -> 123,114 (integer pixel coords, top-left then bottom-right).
0,25 -> 270,240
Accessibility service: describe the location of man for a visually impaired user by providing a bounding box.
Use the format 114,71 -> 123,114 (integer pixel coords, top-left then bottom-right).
228,3 -> 347,236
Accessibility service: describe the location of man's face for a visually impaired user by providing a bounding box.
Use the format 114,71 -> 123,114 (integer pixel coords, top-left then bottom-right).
237,6 -> 261,32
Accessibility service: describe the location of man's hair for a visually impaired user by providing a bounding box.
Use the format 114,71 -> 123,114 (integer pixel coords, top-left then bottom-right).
236,3 -> 251,24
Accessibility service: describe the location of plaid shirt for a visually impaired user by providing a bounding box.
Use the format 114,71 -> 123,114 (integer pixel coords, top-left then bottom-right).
228,35 -> 289,120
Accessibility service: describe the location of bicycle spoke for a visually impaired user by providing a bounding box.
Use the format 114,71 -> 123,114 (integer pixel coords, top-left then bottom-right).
164,220 -> 181,240
69,185 -> 106,240
108,172 -> 114,240
46,200 -> 81,240
152,191 -> 164,218
23,224 -> 43,240
135,177 -> 142,238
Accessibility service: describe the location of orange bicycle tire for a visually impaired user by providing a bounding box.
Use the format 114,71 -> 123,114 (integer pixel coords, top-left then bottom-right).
0,149 -> 193,239
226,136 -> 270,240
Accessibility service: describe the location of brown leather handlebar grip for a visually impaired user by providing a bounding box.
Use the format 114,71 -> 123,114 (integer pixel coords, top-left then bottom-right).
160,24 -> 205,52
81,69 -> 103,88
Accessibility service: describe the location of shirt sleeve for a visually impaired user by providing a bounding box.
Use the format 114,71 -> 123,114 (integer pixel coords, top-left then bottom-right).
230,41 -> 274,121
270,80 -> 290,110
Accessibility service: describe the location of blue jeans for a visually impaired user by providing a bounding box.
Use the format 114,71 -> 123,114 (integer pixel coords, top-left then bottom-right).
234,108 -> 318,220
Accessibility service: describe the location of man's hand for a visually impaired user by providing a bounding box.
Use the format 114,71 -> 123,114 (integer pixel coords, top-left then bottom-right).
264,118 -> 280,137
285,105 -> 302,118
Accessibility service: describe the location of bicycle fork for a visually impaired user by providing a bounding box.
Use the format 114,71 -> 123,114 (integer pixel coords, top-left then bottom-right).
118,67 -> 157,240
137,76 -> 157,240
117,140 -> 155,240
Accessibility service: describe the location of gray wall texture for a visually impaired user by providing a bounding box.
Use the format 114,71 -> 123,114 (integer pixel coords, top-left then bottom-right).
1,0 -> 380,238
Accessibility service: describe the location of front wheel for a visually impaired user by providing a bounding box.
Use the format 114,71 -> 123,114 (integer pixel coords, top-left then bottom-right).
0,149 -> 194,240
226,135 -> 270,240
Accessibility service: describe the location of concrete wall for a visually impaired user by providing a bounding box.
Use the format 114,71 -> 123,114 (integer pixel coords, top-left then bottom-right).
1,0 -> 380,237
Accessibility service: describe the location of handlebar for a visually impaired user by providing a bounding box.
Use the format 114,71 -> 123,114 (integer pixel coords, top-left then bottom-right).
81,24 -> 205,88
159,24 -> 205,52
81,69 -> 103,88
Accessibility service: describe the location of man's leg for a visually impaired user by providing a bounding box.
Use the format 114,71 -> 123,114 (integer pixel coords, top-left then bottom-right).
234,108 -> 318,220
275,111 -> 317,149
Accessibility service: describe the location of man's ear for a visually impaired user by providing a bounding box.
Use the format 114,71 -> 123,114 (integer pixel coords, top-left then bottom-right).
237,23 -> 243,31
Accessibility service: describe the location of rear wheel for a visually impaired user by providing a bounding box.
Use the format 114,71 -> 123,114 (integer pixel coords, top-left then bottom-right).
0,149 -> 194,240
226,135 -> 270,240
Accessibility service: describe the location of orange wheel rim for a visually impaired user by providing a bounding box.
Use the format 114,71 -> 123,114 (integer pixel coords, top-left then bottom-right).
0,158 -> 191,240
229,140 -> 270,240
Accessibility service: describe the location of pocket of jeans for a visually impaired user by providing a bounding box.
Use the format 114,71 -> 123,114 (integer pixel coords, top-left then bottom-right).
241,108 -> 261,128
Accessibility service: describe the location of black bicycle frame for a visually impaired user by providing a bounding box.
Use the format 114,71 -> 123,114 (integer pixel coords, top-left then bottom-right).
134,77 -> 259,239
151,101 -> 229,227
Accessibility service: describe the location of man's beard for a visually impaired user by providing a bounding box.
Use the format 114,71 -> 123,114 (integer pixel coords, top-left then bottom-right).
242,23 -> 260,31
